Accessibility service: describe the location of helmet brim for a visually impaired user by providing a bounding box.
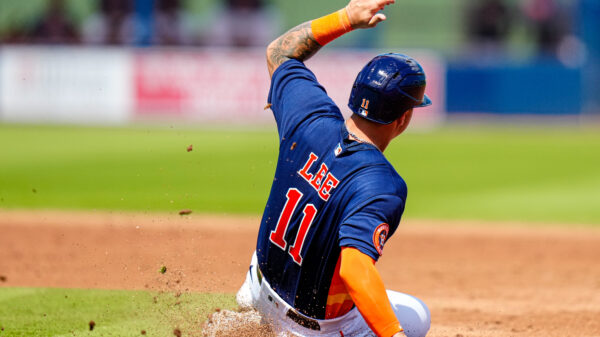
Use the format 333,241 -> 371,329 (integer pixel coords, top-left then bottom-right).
415,94 -> 432,108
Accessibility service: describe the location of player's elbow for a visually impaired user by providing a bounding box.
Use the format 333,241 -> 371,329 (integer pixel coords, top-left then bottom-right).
266,39 -> 282,76
266,37 -> 283,63
266,40 -> 275,60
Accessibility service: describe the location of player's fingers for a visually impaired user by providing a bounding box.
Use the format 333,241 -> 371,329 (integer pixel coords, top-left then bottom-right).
368,13 -> 386,27
371,0 -> 394,14
374,0 -> 395,8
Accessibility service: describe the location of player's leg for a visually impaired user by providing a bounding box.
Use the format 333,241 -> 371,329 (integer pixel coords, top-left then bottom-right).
386,290 -> 430,337
266,290 -> 429,337
346,290 -> 430,337
235,252 -> 261,309
236,252 -> 314,336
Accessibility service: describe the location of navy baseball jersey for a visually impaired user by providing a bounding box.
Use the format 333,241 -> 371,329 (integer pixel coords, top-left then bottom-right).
256,60 -> 407,319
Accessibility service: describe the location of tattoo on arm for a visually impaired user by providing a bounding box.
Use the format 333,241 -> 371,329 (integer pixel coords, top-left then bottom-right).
266,22 -> 322,77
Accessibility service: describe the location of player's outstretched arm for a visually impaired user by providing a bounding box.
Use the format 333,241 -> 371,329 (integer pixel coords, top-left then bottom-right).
266,22 -> 321,77
340,247 -> 406,337
266,0 -> 396,77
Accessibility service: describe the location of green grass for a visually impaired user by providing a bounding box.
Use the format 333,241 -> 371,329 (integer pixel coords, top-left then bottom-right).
0,123 -> 599,225
0,288 -> 235,337
388,125 -> 600,224
0,124 -> 278,214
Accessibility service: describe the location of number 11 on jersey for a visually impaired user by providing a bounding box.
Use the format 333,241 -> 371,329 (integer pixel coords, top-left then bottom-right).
269,188 -> 318,265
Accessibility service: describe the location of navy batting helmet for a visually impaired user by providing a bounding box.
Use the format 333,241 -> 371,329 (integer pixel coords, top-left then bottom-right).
348,53 -> 432,124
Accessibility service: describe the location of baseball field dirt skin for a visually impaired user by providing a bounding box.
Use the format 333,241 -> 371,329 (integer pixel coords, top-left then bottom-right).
0,210 -> 599,337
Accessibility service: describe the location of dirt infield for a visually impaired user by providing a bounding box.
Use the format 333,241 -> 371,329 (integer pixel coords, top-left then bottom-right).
1,210 -> 599,337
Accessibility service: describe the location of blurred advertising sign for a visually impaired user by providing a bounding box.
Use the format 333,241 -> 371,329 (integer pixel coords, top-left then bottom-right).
0,47 -> 443,126
0,47 -> 132,124
134,49 -> 445,127
134,49 -> 269,122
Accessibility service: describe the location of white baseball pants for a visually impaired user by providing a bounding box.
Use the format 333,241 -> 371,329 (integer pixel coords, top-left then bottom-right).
236,252 -> 430,337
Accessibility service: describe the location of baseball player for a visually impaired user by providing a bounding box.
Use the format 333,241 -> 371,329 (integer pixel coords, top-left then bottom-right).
237,0 -> 431,336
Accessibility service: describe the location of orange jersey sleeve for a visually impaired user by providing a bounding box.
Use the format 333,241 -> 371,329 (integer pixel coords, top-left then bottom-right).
339,247 -> 403,337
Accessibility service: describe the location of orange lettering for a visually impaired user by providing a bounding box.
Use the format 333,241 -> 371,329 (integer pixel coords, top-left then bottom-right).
318,173 -> 340,201
298,153 -> 318,182
310,163 -> 328,191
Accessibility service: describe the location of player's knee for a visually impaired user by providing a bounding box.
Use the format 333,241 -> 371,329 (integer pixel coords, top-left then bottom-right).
236,273 -> 253,309
236,252 -> 260,309
386,291 -> 431,337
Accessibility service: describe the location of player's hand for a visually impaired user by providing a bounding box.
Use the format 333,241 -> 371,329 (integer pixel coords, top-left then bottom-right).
392,331 -> 407,337
345,0 -> 395,29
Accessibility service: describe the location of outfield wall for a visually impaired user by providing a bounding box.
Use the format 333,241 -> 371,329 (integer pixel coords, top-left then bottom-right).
446,62 -> 583,115
0,47 -> 446,128
0,47 -> 133,124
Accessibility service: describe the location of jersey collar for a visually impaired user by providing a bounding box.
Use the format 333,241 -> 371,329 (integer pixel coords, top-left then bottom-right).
339,122 -> 381,155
